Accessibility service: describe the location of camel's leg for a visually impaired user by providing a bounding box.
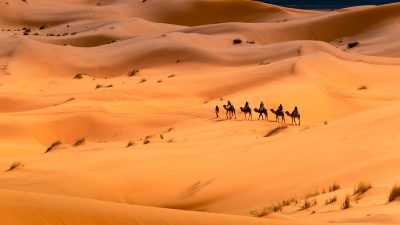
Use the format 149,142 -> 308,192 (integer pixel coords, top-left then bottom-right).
298,116 -> 301,126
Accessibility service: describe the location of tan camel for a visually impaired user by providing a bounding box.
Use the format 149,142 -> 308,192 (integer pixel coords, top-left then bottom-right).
270,109 -> 285,123
223,105 -> 236,119
285,111 -> 301,125
254,108 -> 268,120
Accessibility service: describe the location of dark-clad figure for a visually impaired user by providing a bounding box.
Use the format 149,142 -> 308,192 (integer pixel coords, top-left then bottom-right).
215,105 -> 220,118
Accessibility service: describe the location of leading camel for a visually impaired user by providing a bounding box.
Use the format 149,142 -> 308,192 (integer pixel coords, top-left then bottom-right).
240,106 -> 252,120
223,105 -> 236,119
270,109 -> 285,123
285,111 -> 300,125
254,108 -> 268,120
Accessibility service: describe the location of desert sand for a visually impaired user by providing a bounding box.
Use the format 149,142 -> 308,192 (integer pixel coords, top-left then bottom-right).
0,0 -> 400,224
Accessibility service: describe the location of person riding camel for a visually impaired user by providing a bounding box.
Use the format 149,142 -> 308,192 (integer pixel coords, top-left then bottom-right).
215,105 -> 220,118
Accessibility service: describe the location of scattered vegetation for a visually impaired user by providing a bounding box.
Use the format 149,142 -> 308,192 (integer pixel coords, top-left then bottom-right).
233,38 -> 242,45
95,84 -> 103,89
347,41 -> 360,49
353,182 -> 372,196
342,194 -> 351,209
358,85 -> 367,90
167,139 -> 174,143
6,161 -> 22,172
325,196 -> 337,205
128,69 -> 139,77
246,41 -> 255,44
168,74 -> 176,78
388,185 -> 400,202
324,121 -> 328,125
260,61 -> 270,65
249,204 -> 283,217
45,140 -> 62,153
139,78 -> 147,83
73,138 -> 85,147
265,126 -> 288,137
329,183 -> 341,192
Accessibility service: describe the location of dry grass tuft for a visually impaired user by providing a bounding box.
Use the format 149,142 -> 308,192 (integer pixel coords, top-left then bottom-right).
358,85 -> 368,90
342,194 -> 351,209
301,198 -> 317,210
45,140 -> 62,153
353,182 -> 372,196
265,126 -> 288,137
128,69 -> 139,77
329,183 -> 341,192
73,138 -> 85,147
6,162 -> 22,172
325,196 -> 337,205
388,185 -> 400,202
126,141 -> 134,148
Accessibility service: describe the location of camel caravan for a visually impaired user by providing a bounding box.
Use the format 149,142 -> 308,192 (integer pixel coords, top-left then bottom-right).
215,100 -> 301,125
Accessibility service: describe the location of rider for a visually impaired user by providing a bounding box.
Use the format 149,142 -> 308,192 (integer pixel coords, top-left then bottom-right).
292,106 -> 298,115
227,100 -> 232,110
244,101 -> 250,110
259,101 -> 265,112
215,105 -> 220,118
276,104 -> 283,114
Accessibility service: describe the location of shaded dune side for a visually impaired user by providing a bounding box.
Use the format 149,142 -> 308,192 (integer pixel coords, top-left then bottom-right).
185,3 -> 400,44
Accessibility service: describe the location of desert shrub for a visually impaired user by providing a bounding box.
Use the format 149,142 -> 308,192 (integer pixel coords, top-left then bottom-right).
7,162 -> 22,171
353,182 -> 372,196
347,41 -> 359,49
73,138 -> 85,147
233,38 -> 242,45
139,78 -> 146,83
168,74 -> 176,78
388,185 -> 400,202
329,183 -> 341,192
126,141 -> 134,148
265,126 -> 288,137
128,69 -> 139,77
342,194 -> 350,209
358,85 -> 367,90
45,140 -> 62,153
74,73 -> 84,79
325,196 -> 337,205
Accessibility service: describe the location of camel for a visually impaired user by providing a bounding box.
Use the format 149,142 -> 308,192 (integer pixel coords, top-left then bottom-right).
223,105 -> 236,119
254,108 -> 268,120
285,111 -> 301,125
240,106 -> 252,120
270,109 -> 285,123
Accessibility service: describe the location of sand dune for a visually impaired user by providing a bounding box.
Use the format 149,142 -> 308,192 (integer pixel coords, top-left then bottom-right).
1,0 -> 400,224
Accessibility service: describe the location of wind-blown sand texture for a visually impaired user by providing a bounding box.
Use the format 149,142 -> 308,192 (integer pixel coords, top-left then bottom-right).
1,0 -> 400,224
